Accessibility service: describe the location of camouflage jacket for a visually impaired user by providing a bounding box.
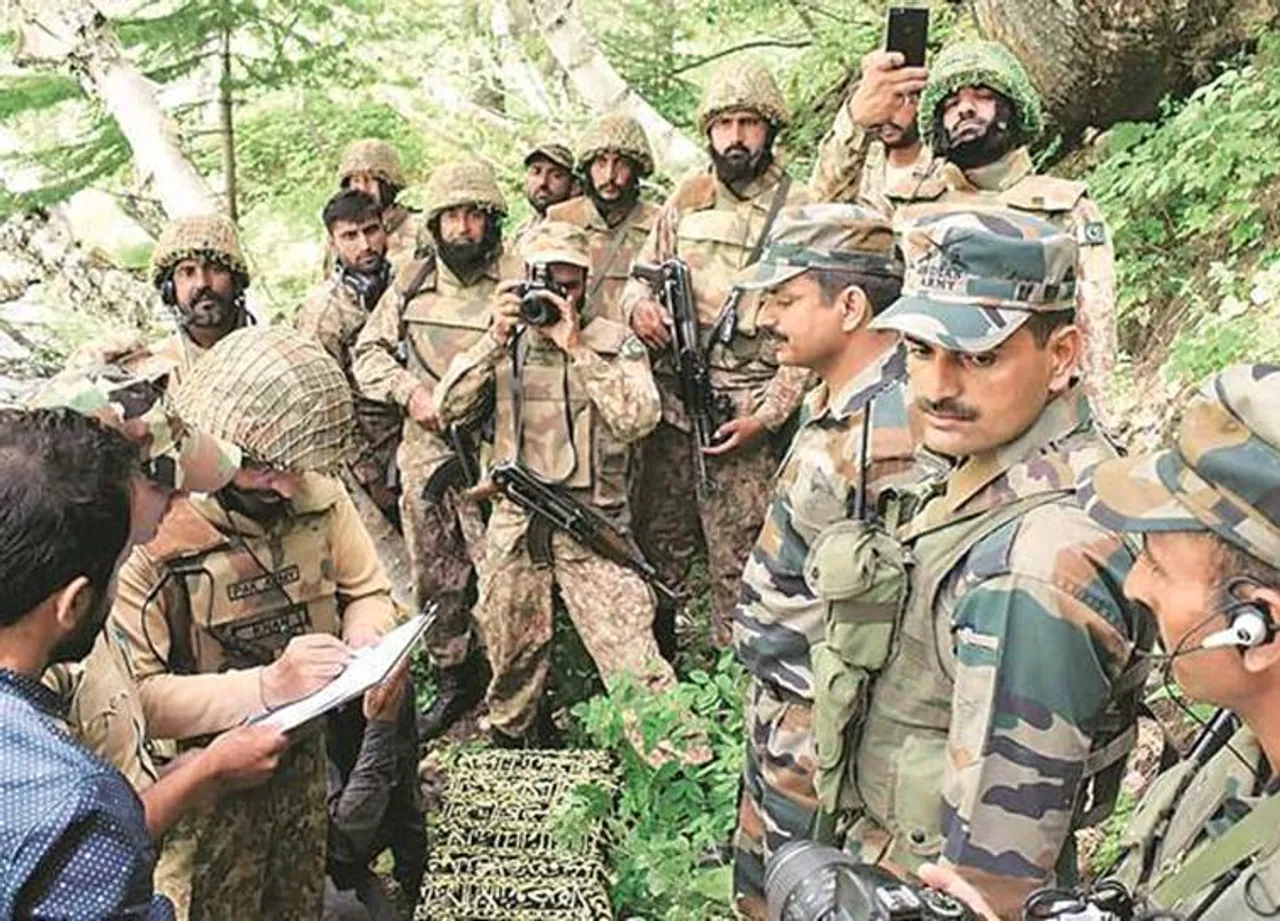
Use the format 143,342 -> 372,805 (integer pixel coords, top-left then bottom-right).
546,195 -> 659,324
733,345 -> 917,700
812,134 -> 1116,415
295,271 -> 401,472
109,474 -> 397,742
510,213 -> 545,257
618,159 -> 814,431
434,320 -> 659,550
322,204 -> 424,278
847,388 -> 1149,919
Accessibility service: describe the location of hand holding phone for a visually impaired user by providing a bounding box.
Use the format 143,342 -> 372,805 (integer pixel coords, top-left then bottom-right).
886,6 -> 929,67
848,50 -> 929,130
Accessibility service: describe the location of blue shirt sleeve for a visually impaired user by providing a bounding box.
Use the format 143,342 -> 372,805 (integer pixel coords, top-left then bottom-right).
16,771 -> 174,920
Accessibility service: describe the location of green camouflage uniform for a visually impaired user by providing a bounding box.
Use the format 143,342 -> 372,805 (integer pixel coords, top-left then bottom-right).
352,160 -> 518,668
723,205 -> 922,919
327,139 -> 424,276
619,60 -> 815,645
810,41 -> 1118,422
434,221 -> 675,738
547,114 -> 659,324
826,210 -> 1151,920
1081,363 -> 1280,921
108,328 -> 398,921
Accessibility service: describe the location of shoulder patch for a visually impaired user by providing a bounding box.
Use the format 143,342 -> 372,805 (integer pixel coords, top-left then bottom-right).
580,316 -> 631,355
1001,175 -> 1088,214
1077,221 -> 1109,247
671,173 -> 718,214
619,334 -> 647,359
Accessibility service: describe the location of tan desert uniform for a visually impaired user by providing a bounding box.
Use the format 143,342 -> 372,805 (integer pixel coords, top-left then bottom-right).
352,160 -> 517,669
810,41 -> 1117,417
434,221 -> 676,739
110,329 -> 397,921
546,196 -> 658,324
619,60 -> 813,643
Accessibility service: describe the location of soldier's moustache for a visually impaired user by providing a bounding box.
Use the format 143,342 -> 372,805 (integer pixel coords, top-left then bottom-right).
711,141 -> 771,186
181,286 -> 237,328
917,396 -> 979,422
438,237 -> 493,280
941,99 -> 1016,170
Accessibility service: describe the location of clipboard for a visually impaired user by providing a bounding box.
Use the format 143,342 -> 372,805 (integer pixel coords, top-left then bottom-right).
251,605 -> 434,732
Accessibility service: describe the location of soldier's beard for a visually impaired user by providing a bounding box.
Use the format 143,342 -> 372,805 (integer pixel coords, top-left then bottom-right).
586,176 -> 640,227
710,142 -> 772,189
942,101 -> 1017,170
217,484 -> 292,528
437,224 -> 501,284
180,286 -> 242,335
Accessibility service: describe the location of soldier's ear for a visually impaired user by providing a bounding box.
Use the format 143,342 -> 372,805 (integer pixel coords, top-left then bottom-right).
838,286 -> 870,333
1045,323 -> 1082,394
1242,586 -> 1280,675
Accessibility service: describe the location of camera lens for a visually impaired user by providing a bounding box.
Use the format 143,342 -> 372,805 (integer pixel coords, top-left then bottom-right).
519,289 -> 561,326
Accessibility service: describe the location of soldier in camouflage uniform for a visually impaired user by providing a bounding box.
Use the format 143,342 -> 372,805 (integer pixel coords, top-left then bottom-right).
330,138 -> 423,274
511,142 -> 577,253
924,363 -> 1280,921
109,327 -> 400,921
353,160 -> 519,739
434,221 -> 676,747
817,210 -> 1151,921
811,40 -> 1118,421
296,189 -> 411,606
724,205 -> 920,919
620,59 -> 814,646
547,114 -> 660,324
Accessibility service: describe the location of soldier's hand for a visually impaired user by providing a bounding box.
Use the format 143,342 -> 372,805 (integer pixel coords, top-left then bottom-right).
343,618 -> 385,651
849,51 -> 929,128
917,864 -> 999,921
261,633 -> 353,708
703,414 -> 765,456
205,724 -> 290,794
364,659 -> 410,723
630,297 -> 672,350
535,291 -> 582,353
407,385 -> 441,432
491,281 -> 524,346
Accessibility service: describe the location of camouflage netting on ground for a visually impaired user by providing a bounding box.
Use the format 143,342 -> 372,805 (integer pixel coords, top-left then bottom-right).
417,749 -> 618,921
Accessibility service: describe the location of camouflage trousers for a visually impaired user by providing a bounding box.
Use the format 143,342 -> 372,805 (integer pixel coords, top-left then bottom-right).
477,523 -> 675,736
155,729 -> 328,921
732,679 -> 819,921
632,421 -> 776,647
399,468 -> 487,669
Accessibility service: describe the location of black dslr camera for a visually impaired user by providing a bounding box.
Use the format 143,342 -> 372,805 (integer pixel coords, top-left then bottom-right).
514,263 -> 567,327
765,842 -> 974,921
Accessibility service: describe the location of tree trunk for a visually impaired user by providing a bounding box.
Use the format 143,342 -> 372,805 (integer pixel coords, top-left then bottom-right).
974,0 -> 1280,141
219,25 -> 238,222
13,2 -> 219,218
523,0 -> 704,177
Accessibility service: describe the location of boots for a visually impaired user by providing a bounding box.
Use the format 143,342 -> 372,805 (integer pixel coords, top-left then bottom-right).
417,648 -> 489,742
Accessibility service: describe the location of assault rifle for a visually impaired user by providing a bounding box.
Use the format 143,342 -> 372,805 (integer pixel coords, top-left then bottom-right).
630,258 -> 733,492
421,423 -> 483,506
490,460 -> 677,604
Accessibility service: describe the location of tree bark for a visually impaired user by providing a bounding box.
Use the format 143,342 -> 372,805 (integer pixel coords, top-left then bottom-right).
219,24 -> 238,222
523,0 -> 704,177
13,1 -> 219,218
974,0 -> 1280,141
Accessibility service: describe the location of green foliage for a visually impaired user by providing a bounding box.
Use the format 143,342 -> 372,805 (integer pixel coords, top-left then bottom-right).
0,73 -> 82,120
568,653 -> 746,920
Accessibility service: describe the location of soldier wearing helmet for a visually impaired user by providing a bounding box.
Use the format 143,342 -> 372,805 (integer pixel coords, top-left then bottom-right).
619,58 -> 813,648
511,141 -> 577,254
333,138 -> 423,273
108,327 -> 401,919
546,114 -> 661,325
352,159 -> 520,740
811,39 -> 1118,420
144,213 -> 251,385
434,221 -> 678,751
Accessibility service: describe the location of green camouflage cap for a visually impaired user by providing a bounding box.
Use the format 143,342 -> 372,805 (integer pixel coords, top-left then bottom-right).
869,209 -> 1077,352
919,40 -> 1044,153
171,327 -> 355,473
733,203 -> 901,292
523,141 -> 575,172
521,220 -> 591,271
27,367 -> 241,492
1082,364 -> 1280,568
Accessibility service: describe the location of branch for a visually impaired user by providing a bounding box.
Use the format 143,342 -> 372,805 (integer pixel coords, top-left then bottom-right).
784,0 -> 820,37
669,38 -> 813,77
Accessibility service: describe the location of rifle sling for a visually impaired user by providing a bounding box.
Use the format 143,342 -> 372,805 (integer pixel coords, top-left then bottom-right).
398,252 -> 440,381
584,219 -> 633,309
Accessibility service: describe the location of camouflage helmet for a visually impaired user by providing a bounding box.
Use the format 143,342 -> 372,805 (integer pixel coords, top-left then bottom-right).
576,114 -> 654,179
697,57 -> 789,134
869,208 -> 1076,353
27,366 -> 241,492
423,160 -> 508,223
1082,364 -> 1280,569
171,327 -> 354,473
150,214 -> 249,287
919,40 -> 1044,154
337,138 -> 407,189
521,220 -> 591,271
523,141 -> 574,172
734,203 -> 901,291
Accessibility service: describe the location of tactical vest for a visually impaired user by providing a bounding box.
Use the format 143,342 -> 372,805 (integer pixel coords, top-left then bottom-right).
491,318 -> 634,509
144,480 -> 343,675
547,197 -> 657,325
1112,727 -> 1280,919
400,269 -> 495,384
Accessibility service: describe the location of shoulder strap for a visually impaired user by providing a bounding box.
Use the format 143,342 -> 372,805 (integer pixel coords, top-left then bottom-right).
584,222 -> 633,308
1152,791 -> 1280,909
749,174 -> 792,266
398,251 -> 440,380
